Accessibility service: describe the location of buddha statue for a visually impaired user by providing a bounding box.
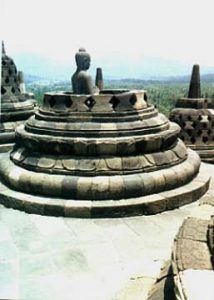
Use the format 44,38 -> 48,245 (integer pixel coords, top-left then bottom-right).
72,48 -> 97,95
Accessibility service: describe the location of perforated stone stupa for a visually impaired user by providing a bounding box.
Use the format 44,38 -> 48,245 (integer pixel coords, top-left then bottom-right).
0,42 -> 35,152
170,64 -> 214,163
0,51 -> 210,218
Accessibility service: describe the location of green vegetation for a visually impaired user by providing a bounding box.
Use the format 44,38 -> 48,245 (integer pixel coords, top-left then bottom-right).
27,80 -> 214,117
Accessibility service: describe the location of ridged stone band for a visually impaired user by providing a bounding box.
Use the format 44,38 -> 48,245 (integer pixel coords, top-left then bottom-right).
0,149 -> 200,200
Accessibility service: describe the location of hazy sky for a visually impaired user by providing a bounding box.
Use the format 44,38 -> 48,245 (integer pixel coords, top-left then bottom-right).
2,0 -> 214,66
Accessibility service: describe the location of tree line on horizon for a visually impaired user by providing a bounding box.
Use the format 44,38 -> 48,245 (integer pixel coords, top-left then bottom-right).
27,79 -> 214,117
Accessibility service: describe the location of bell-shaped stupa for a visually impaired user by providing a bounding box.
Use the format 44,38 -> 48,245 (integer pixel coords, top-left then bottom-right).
0,42 -> 35,152
170,64 -> 214,163
0,50 -> 209,218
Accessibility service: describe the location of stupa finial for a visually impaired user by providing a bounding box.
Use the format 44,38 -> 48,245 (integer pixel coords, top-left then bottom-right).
188,64 -> 201,98
2,41 -> 6,55
95,67 -> 104,91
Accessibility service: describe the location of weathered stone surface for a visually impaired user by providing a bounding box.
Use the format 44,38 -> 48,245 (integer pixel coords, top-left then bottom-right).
170,64 -> 214,162
0,161 -> 209,218
177,217 -> 208,242
148,261 -> 176,300
0,42 -> 35,150
71,48 -> 96,95
171,215 -> 214,300
0,51 -> 210,217
175,238 -> 212,271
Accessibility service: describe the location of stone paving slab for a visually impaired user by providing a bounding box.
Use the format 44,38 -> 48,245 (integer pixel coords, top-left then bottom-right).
180,270 -> 214,300
0,162 -> 213,299
0,202 -> 196,300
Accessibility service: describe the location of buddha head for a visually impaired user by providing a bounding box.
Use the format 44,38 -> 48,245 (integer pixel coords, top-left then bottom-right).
75,48 -> 91,71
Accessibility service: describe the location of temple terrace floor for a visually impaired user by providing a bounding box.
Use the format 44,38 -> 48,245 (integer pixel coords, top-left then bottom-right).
0,162 -> 214,300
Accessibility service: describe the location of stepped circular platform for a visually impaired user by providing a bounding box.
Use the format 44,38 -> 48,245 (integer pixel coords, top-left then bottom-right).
0,42 -> 35,152
0,89 -> 210,217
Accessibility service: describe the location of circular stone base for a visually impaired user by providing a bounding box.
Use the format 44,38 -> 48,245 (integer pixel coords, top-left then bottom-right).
0,143 -> 14,153
0,165 -> 210,218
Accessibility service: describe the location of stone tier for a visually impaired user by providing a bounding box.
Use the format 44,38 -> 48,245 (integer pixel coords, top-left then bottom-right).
175,97 -> 212,109
172,217 -> 214,300
10,139 -> 187,175
14,91 -> 180,155
25,91 -> 169,138
0,146 -> 201,200
15,122 -> 180,155
0,152 -> 209,218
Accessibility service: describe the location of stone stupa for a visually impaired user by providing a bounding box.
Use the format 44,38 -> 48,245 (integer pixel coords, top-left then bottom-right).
0,42 -> 35,152
0,49 -> 209,218
170,64 -> 214,163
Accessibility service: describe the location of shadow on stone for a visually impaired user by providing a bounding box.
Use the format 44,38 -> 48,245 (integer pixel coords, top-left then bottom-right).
148,263 -> 176,300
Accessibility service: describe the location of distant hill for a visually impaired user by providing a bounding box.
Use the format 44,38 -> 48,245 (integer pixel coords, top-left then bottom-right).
13,52 -> 214,82
25,74 -> 45,83
161,73 -> 214,83
25,73 -> 214,86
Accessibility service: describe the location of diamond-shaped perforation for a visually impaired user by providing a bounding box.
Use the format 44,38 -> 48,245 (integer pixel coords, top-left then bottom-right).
85,97 -> 96,110
1,86 -> 6,95
49,96 -> 56,108
11,87 -> 16,94
129,94 -> 137,106
190,136 -> 196,144
203,136 -> 209,143
65,97 -> 73,108
109,96 -> 120,110
197,130 -> 202,136
187,129 -> 192,136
